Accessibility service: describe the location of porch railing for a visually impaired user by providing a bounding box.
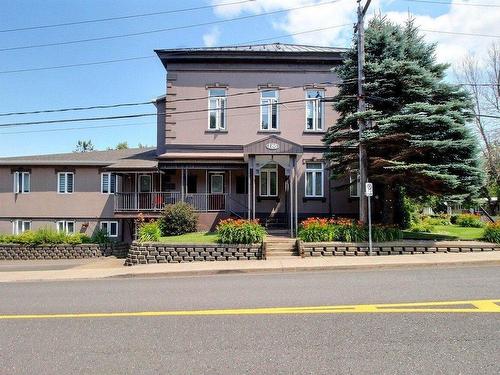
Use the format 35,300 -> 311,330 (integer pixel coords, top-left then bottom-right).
114,192 -> 229,212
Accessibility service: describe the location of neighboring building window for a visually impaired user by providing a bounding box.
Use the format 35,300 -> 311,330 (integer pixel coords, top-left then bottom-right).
101,172 -> 116,194
350,170 -> 360,197
100,221 -> 118,238
260,90 -> 278,130
305,90 -> 324,131
58,172 -> 74,193
13,220 -> 31,234
57,220 -> 75,234
259,163 -> 278,197
13,171 -> 30,194
305,162 -> 324,197
208,89 -> 227,130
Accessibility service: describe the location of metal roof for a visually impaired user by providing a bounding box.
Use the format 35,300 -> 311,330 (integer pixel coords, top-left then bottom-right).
155,43 -> 347,54
0,147 -> 158,167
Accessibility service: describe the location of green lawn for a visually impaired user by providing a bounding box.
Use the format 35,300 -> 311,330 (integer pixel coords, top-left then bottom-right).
159,232 -> 218,244
403,224 -> 485,241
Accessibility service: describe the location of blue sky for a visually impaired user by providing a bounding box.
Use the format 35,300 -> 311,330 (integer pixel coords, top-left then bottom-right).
0,0 -> 495,156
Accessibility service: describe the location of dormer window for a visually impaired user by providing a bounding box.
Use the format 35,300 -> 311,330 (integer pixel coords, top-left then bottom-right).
260,90 -> 278,131
306,89 -> 324,131
208,89 -> 227,131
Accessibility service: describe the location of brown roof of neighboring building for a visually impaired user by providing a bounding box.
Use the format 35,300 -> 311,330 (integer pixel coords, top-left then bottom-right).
0,147 -> 158,168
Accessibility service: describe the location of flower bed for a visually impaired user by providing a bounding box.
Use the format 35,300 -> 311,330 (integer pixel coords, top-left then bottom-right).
298,217 -> 402,243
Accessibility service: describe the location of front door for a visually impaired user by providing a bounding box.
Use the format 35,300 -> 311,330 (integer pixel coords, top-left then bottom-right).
209,173 -> 225,211
138,175 -> 152,209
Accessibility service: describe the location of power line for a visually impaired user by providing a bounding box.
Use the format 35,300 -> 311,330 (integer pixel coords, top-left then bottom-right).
422,29 -> 500,38
0,0 -> 253,33
404,0 -> 500,8
0,78 -> 359,117
0,23 -> 350,75
0,0 -> 342,52
0,97 -> 334,128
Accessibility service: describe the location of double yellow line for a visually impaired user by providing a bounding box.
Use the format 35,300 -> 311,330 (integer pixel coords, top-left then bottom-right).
0,299 -> 498,320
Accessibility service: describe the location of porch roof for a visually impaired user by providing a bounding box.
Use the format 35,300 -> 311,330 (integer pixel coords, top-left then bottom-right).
157,152 -> 244,160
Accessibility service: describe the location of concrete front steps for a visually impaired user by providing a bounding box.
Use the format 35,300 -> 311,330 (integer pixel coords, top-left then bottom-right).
264,234 -> 299,259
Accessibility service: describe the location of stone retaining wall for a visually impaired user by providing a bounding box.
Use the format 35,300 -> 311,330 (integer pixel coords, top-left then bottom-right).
299,240 -> 500,257
125,242 -> 263,266
0,242 -> 129,260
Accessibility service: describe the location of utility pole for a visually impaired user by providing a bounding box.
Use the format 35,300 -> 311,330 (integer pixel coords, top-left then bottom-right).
355,0 -> 371,223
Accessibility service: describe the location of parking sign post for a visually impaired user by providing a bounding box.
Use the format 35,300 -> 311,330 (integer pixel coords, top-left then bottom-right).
365,182 -> 373,256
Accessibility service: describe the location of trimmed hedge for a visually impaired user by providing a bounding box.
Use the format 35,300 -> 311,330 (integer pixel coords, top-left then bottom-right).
0,227 -> 95,246
298,217 -> 402,243
216,219 -> 266,244
159,202 -> 198,236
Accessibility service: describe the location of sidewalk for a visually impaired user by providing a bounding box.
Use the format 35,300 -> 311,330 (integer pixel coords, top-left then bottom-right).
0,251 -> 499,283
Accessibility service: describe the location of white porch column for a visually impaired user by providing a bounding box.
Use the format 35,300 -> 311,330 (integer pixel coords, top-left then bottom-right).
247,160 -> 251,219
289,169 -> 294,237
181,168 -> 185,202
294,159 -> 298,236
252,158 -> 256,220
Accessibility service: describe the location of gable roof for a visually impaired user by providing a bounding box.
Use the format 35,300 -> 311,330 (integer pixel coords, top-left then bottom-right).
0,147 -> 158,168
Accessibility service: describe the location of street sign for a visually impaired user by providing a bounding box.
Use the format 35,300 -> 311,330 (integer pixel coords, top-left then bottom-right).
365,182 -> 373,197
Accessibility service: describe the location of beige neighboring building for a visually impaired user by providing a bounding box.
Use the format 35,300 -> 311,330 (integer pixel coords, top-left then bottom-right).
0,43 -> 359,240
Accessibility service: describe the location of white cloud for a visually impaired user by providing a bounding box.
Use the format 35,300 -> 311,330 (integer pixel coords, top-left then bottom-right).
210,0 -> 500,69
203,26 -> 221,47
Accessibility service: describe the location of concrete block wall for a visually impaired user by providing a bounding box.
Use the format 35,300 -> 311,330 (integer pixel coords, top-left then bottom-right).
126,242 -> 263,265
0,243 -> 129,260
298,241 -> 500,257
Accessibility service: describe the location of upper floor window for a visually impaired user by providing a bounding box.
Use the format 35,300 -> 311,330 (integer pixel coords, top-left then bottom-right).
260,90 -> 278,131
58,172 -> 74,194
260,163 -> 278,197
306,90 -> 324,131
208,89 -> 226,131
57,220 -> 75,234
305,162 -> 324,197
101,172 -> 116,194
350,170 -> 360,197
13,220 -> 31,235
13,171 -> 30,194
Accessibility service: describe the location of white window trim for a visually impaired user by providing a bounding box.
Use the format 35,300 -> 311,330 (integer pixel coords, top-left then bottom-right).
209,173 -> 224,194
100,221 -> 118,238
207,90 -> 227,131
259,164 -> 278,197
56,220 -> 76,234
305,90 -> 325,132
350,170 -> 360,198
57,172 -> 74,194
13,220 -> 31,235
139,174 -> 152,193
305,162 -> 324,198
260,90 -> 279,131
13,171 -> 30,194
101,172 -> 116,194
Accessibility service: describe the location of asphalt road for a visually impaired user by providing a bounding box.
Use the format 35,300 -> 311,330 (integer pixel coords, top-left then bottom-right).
1,265 -> 499,374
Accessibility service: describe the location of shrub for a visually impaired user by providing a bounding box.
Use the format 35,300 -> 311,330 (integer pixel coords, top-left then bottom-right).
421,215 -> 451,226
455,213 -> 484,228
65,233 -> 91,245
91,228 -> 111,244
410,222 -> 433,233
483,222 -> 500,243
216,219 -> 266,244
138,221 -> 161,242
33,227 -> 67,244
298,217 -> 402,242
159,202 -> 198,236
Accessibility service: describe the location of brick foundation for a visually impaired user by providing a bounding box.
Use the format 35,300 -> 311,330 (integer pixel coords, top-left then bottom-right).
298,240 -> 500,257
125,242 -> 263,265
0,243 -> 129,260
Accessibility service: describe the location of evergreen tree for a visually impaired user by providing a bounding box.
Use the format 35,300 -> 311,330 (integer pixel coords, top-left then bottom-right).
74,139 -> 94,153
324,17 -> 483,223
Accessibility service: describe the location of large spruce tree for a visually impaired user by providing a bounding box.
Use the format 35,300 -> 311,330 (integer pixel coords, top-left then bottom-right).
324,17 -> 483,223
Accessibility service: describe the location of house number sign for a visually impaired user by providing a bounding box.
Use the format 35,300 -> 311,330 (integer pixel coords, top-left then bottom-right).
265,142 -> 280,151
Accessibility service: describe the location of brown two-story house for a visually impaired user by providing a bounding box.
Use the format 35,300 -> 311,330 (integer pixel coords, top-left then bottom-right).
0,43 -> 359,240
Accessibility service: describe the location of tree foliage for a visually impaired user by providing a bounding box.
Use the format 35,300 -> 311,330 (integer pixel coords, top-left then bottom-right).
324,17 -> 483,211
74,139 -> 94,152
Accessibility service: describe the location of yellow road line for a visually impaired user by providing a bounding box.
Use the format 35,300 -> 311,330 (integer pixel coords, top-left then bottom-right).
0,299 -> 498,320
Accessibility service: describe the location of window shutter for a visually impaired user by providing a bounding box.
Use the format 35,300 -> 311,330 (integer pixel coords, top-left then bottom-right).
58,173 -> 65,193
67,173 -> 74,193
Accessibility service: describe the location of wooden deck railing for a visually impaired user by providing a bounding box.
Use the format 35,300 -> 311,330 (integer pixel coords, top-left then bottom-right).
114,192 -> 230,212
